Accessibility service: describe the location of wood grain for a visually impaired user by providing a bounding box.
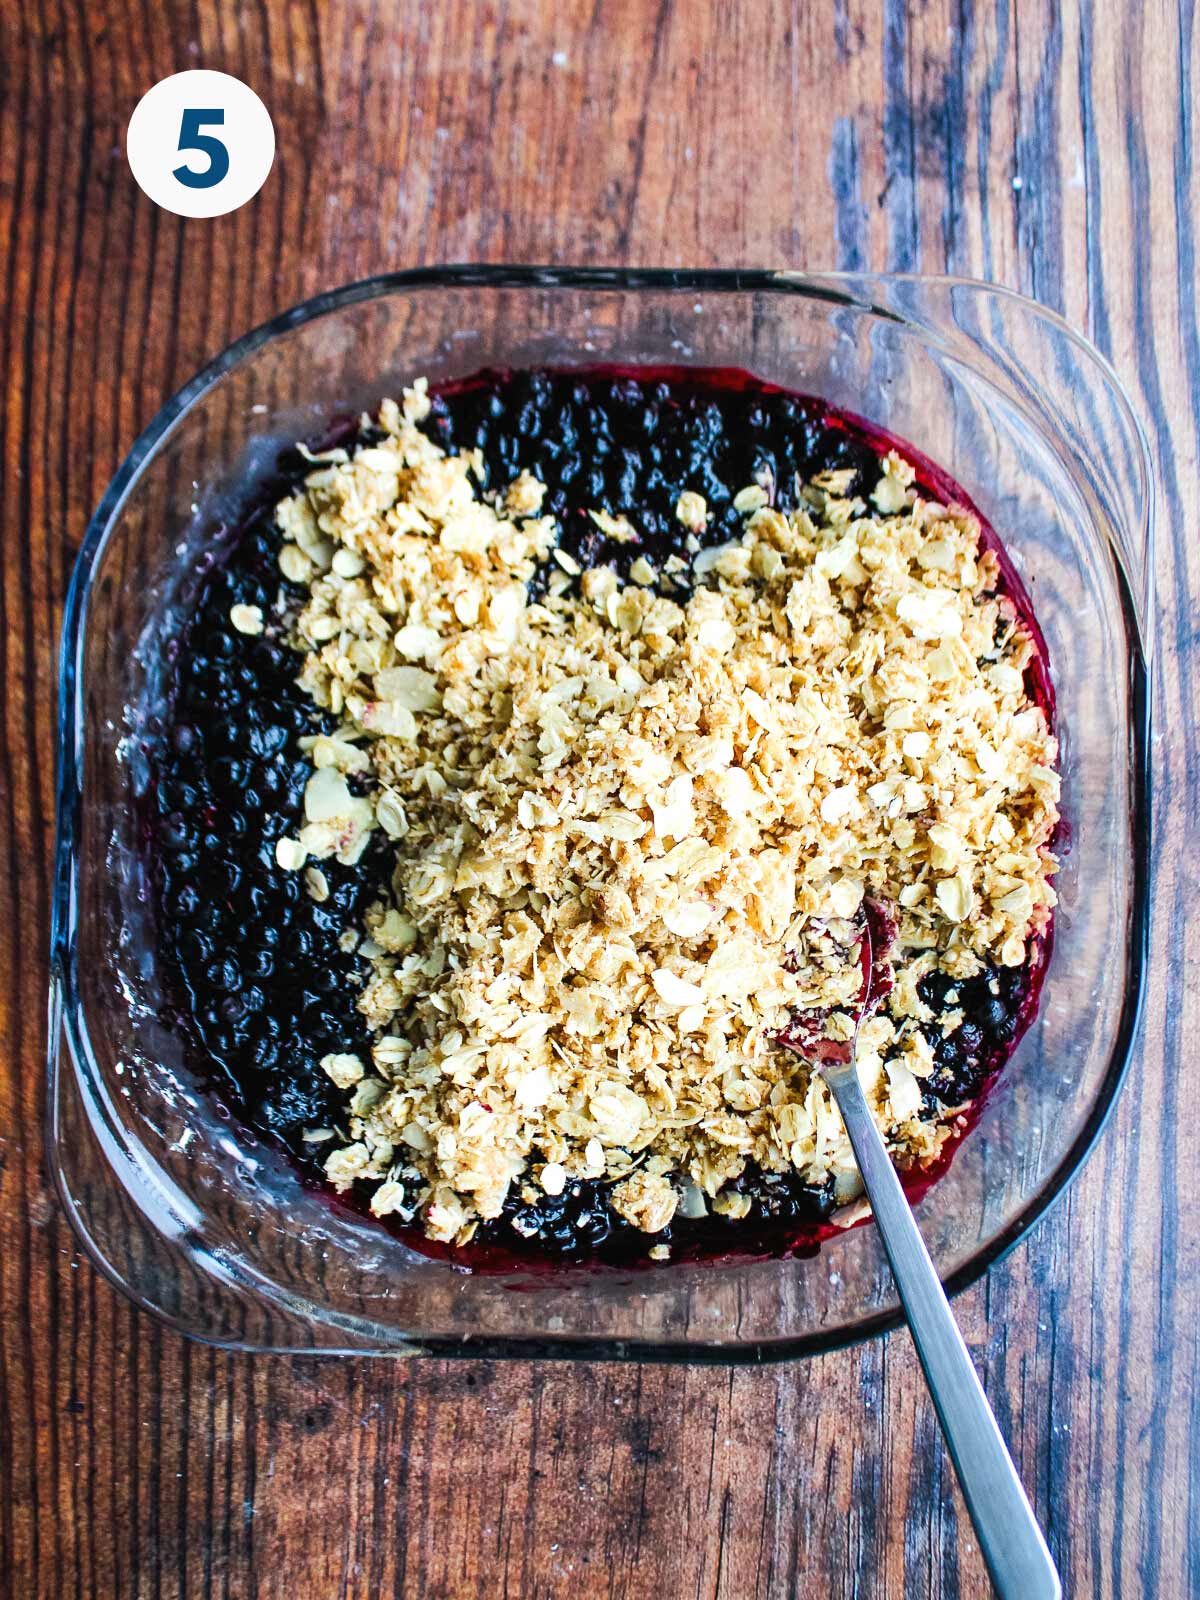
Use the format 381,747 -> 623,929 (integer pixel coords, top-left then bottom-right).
1,0 -> 1195,1595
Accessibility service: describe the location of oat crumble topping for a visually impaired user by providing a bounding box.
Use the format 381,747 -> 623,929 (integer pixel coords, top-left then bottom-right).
265,379 -> 1060,1248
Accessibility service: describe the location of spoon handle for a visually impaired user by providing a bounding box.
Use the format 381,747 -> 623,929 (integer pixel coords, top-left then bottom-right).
826,1064 -> 1061,1600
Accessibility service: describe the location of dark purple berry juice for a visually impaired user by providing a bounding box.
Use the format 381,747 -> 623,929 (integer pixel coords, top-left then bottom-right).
152,367 -> 1055,1271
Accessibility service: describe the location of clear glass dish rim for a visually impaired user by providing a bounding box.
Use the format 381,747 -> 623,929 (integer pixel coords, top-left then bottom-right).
49,265 -> 1154,1361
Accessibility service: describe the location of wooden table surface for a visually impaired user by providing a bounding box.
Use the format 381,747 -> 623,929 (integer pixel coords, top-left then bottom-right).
2,1 -> 1195,1595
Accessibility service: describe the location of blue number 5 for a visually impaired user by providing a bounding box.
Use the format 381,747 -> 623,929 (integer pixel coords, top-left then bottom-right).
174,109 -> 229,189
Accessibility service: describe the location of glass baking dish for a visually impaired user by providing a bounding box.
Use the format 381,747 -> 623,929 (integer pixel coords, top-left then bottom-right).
49,267 -> 1153,1359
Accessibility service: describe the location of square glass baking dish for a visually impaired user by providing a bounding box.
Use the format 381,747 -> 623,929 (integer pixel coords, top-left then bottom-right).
50,267 -> 1152,1359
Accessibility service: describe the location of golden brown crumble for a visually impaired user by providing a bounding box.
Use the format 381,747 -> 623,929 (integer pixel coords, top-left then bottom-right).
269,380 -> 1060,1246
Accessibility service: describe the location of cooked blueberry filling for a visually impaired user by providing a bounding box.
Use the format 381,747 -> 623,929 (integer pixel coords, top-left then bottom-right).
152,366 -> 1054,1269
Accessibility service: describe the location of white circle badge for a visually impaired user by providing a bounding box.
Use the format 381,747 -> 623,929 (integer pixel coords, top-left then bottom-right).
126,71 -> 275,219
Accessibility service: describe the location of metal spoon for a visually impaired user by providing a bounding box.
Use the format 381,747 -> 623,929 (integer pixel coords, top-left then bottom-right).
781,909 -> 1061,1600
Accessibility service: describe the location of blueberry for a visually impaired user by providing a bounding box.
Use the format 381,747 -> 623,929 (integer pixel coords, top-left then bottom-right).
159,815 -> 191,851
205,958 -> 242,993
247,722 -> 289,760
249,640 -> 286,675
958,1022 -> 984,1056
935,1035 -> 964,1070
239,885 -> 269,920
209,757 -> 247,796
250,1038 -> 280,1072
176,884 -> 201,918
982,996 -> 1009,1033
212,862 -> 242,900
178,930 -> 213,966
